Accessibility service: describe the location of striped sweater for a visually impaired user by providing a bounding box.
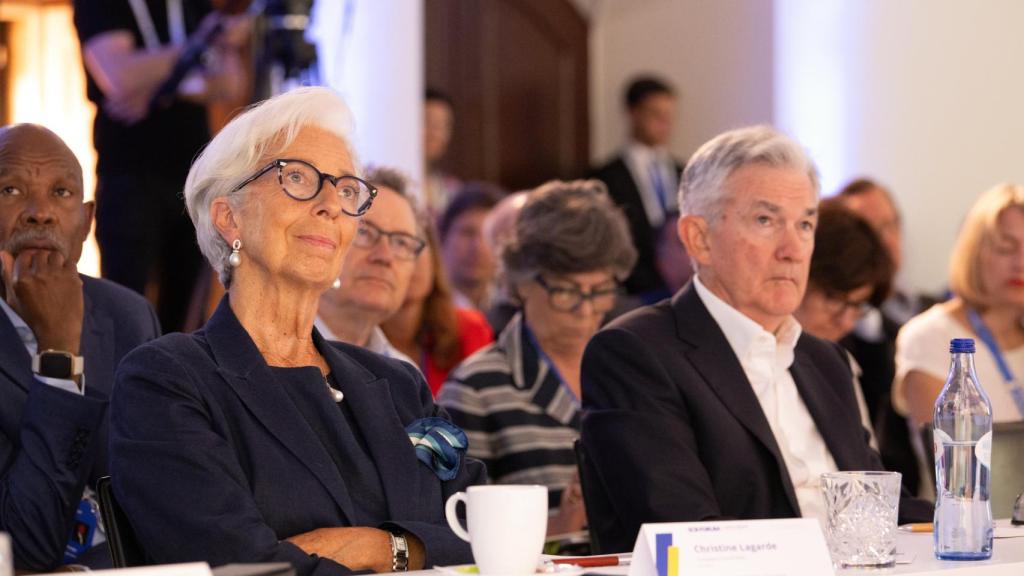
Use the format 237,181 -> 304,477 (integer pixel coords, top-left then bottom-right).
438,313 -> 580,507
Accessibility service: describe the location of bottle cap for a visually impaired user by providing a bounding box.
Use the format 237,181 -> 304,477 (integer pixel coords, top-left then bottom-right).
950,338 -> 976,353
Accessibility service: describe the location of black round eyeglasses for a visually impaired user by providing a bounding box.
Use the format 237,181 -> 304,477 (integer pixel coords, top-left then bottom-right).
230,158 -> 377,217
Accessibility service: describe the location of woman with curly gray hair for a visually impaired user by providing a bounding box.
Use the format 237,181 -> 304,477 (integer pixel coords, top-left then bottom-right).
108,87 -> 484,575
439,180 -> 636,537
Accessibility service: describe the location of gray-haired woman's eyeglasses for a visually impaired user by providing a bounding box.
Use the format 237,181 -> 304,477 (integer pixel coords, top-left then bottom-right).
230,158 -> 377,217
534,274 -> 621,313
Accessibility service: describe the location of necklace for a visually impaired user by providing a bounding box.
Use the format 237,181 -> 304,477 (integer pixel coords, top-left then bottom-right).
324,374 -> 344,403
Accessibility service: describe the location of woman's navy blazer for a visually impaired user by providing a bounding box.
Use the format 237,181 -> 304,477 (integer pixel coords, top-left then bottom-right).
110,298 -> 485,575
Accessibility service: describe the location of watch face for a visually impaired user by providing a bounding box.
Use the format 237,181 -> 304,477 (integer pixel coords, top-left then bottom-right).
39,352 -> 74,379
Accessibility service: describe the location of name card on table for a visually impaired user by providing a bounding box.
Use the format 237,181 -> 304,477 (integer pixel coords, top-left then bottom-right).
628,518 -> 834,576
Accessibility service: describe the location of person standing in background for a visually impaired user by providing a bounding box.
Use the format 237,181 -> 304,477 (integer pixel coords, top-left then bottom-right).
423,88 -> 461,218
590,76 -> 684,298
72,0 -> 248,332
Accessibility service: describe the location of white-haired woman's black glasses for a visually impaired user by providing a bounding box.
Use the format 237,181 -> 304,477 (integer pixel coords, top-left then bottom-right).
231,158 -> 377,216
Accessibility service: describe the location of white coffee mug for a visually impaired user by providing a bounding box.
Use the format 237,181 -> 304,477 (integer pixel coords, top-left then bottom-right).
445,485 -> 547,575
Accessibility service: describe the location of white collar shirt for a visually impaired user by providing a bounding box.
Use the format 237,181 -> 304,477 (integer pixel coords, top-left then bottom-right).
623,140 -> 678,228
314,316 -> 420,372
693,276 -> 838,524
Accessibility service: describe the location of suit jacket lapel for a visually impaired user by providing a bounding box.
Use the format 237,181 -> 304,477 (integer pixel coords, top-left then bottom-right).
80,287 -> 115,397
204,297 -> 356,524
0,302 -> 33,394
316,332 -> 423,520
0,308 -> 31,441
673,286 -> 800,514
790,345 -> 860,470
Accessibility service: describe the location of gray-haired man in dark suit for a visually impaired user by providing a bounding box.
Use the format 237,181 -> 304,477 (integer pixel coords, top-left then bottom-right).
580,125 -> 930,553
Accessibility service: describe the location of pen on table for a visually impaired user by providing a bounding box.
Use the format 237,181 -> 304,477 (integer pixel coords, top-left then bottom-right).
550,555 -> 630,567
898,523 -> 933,533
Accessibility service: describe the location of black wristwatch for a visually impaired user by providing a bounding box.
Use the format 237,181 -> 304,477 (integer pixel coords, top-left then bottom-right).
32,350 -> 84,379
388,530 -> 409,572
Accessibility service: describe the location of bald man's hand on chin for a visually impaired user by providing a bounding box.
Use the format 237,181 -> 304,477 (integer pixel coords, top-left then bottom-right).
0,249 -> 84,356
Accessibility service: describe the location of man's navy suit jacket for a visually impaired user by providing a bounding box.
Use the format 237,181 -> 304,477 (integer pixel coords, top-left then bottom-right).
0,275 -> 159,570
110,298 -> 486,575
580,284 -> 932,552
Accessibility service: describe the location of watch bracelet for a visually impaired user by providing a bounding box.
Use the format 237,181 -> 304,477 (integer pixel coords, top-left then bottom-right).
389,530 -> 409,572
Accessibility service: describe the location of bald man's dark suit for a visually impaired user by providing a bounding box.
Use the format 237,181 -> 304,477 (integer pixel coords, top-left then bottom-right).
0,275 -> 159,571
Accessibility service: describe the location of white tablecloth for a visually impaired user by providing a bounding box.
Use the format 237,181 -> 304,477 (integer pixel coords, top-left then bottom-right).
842,524 -> 1024,575
415,522 -> 1024,576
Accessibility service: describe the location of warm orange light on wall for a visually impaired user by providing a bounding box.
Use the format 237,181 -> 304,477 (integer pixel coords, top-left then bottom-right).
1,0 -> 100,276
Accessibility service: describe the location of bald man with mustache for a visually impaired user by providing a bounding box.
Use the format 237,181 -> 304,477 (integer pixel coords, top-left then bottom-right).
0,124 -> 159,571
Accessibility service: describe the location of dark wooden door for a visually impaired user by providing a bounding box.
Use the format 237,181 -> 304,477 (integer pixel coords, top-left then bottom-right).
426,0 -> 589,191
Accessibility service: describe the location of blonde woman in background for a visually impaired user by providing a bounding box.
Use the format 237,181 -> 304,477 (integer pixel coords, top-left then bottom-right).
896,183 -> 1024,429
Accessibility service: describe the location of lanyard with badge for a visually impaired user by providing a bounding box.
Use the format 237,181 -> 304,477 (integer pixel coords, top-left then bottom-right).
967,308 -> 1024,417
64,488 -> 103,563
521,321 -> 579,406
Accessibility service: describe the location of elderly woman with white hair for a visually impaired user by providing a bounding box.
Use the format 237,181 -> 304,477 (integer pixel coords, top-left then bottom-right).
109,87 -> 484,575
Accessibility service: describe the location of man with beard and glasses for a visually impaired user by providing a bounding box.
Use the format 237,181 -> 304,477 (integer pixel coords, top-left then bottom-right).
0,124 -> 160,572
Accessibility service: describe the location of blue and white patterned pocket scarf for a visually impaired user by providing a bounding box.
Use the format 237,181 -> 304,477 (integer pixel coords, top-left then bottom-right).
406,417 -> 468,481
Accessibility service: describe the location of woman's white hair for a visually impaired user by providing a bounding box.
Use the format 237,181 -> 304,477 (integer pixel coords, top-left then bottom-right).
184,86 -> 358,287
678,125 -> 820,222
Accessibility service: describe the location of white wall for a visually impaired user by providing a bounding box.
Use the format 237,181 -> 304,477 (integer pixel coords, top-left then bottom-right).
588,0 -> 774,166
313,0 -> 424,186
777,0 -> 1024,294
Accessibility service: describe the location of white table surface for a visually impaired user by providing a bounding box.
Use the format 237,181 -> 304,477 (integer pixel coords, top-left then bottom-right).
416,521 -> 1024,576
842,522 -> 1024,575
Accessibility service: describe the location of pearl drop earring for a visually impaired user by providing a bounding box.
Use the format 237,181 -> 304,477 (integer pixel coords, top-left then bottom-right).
228,239 -> 242,267
332,278 -> 342,289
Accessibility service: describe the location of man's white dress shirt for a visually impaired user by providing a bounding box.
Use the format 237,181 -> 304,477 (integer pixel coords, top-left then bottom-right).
694,276 -> 838,523
315,316 -> 419,372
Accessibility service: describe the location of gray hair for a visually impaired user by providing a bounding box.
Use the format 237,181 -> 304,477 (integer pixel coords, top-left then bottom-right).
362,165 -> 426,235
502,180 -> 637,290
184,86 -> 358,286
679,125 -> 820,222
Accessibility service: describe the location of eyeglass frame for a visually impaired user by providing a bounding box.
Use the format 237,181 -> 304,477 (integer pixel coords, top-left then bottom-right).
229,158 -> 378,217
822,291 -> 873,320
533,273 -> 621,313
353,219 -> 427,261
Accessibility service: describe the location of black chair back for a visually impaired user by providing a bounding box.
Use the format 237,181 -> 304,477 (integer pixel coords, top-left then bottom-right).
574,439 -> 605,554
992,421 -> 1024,518
96,476 -> 147,567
